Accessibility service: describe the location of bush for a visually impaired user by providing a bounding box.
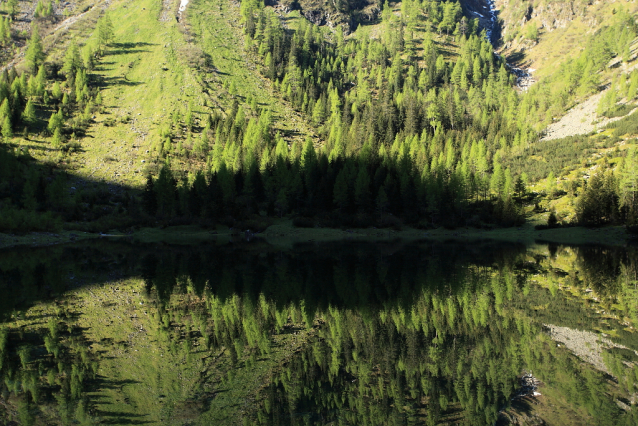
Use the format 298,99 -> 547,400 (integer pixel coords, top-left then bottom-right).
535,222 -> 576,230
465,215 -> 482,228
414,218 -> 436,229
62,142 -> 82,153
236,217 -> 273,232
65,214 -> 139,233
607,110 -> 638,137
0,208 -> 62,233
376,213 -> 402,230
352,213 -> 373,228
626,225 -> 638,235
292,216 -> 315,228
547,211 -> 558,228
602,103 -> 634,119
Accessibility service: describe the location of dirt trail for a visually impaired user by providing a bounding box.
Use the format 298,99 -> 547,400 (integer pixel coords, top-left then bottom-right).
2,0 -> 112,73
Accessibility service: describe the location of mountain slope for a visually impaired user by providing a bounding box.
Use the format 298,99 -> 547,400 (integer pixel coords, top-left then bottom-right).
0,0 -> 637,236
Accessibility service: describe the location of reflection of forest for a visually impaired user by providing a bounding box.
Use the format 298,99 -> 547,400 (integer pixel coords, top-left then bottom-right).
0,241 -> 637,425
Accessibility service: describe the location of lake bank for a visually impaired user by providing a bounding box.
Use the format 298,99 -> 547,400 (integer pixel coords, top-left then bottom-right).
0,220 -> 632,250
131,220 -> 632,248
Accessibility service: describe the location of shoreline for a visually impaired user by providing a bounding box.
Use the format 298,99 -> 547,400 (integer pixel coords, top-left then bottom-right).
0,220 -> 631,250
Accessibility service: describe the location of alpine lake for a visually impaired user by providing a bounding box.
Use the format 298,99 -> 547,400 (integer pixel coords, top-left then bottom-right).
1,237 -> 638,425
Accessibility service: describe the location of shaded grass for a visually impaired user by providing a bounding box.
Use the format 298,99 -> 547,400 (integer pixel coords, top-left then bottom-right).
128,219 -> 632,251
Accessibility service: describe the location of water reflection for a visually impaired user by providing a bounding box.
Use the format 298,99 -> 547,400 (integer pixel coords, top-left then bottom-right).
0,240 -> 637,425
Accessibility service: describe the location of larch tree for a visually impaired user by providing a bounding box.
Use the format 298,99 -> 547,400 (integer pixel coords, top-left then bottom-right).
25,24 -> 45,74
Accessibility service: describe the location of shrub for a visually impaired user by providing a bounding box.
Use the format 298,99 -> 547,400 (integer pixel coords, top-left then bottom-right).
0,208 -> 62,233
547,211 -> 558,228
376,213 -> 402,230
292,216 -> 315,228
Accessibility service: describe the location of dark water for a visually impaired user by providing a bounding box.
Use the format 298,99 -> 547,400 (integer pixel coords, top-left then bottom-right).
0,239 -> 637,425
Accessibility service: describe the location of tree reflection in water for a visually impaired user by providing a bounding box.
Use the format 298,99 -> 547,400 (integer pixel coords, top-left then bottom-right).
0,240 -> 637,425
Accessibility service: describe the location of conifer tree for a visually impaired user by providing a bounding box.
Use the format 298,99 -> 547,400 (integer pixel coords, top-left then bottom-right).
47,109 -> 63,134
21,98 -> 36,125
333,169 -> 349,211
25,24 -> 45,74
62,41 -> 82,77
155,165 -> 176,217
7,0 -> 18,19
143,173 -> 158,215
96,13 -> 114,55
51,127 -> 63,147
620,147 -> 638,222
1,114 -> 11,139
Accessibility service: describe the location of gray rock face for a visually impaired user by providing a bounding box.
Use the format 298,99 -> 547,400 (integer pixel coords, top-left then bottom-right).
301,9 -> 328,26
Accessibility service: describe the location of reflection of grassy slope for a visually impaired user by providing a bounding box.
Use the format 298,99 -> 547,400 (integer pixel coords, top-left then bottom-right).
501,270 -> 638,424
87,281 -> 314,424
2,275 -> 315,424
2,241 -> 637,424
525,246 -> 638,344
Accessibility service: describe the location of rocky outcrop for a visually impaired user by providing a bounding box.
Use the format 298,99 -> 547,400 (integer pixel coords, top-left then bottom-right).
494,0 -> 601,41
460,0 -> 493,31
272,0 -> 379,32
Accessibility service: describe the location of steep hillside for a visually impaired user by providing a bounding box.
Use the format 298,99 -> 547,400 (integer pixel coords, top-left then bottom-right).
0,0 -> 637,238
13,0 -> 314,186
496,0 -> 638,79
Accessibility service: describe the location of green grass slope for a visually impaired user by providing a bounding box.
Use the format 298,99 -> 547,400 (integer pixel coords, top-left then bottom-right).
9,0 -> 313,191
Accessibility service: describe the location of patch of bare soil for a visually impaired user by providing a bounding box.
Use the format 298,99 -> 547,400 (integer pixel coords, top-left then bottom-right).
159,0 -> 177,22
544,324 -> 637,376
541,91 -> 637,141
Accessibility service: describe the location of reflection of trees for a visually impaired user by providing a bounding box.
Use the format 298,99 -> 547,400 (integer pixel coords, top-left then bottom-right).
257,267 -> 636,425
576,246 -> 626,296
1,241 -> 638,424
0,306 -> 99,425
257,268 -> 525,425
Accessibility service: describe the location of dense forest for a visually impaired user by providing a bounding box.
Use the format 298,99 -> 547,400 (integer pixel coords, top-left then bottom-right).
0,0 -> 636,233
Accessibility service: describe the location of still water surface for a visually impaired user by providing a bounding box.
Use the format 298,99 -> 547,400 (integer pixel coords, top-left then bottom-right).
0,239 -> 637,425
